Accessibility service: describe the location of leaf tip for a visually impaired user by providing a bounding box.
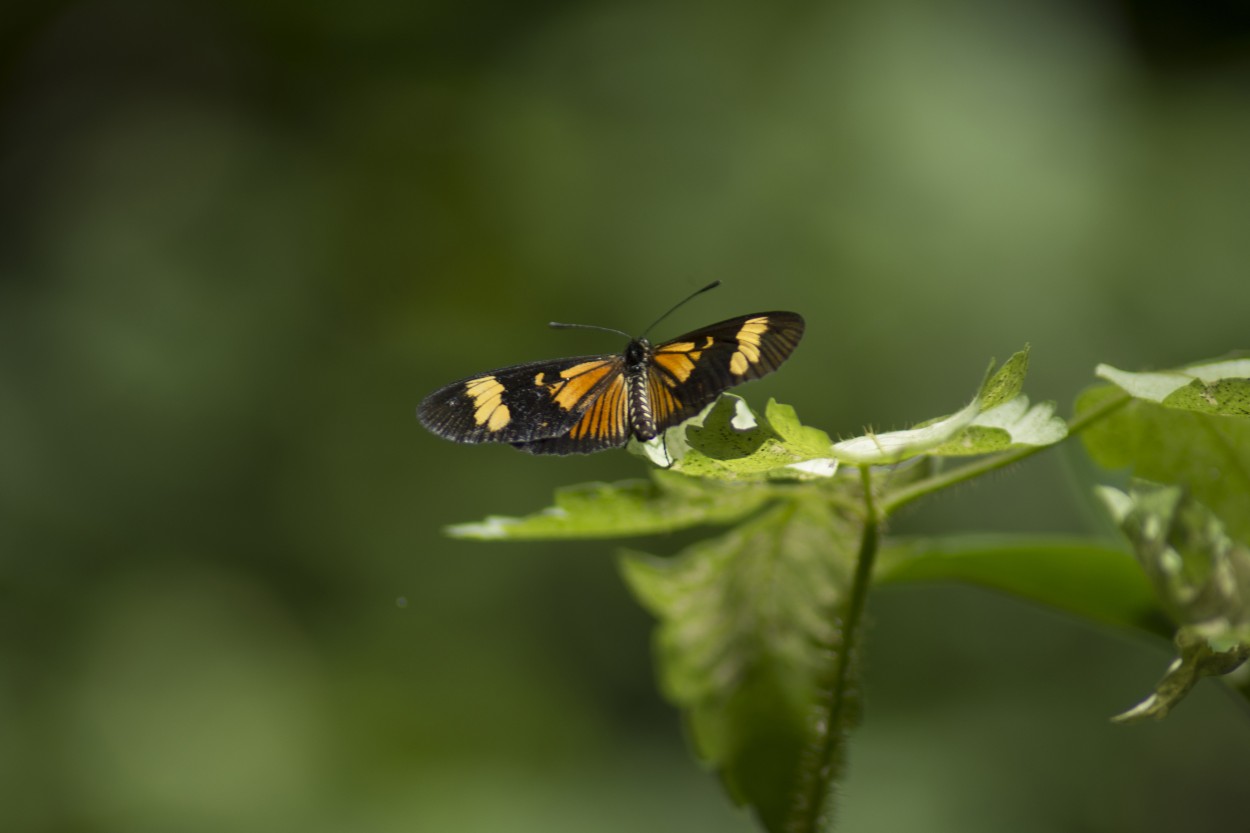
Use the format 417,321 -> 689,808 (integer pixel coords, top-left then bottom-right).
445,515 -> 525,539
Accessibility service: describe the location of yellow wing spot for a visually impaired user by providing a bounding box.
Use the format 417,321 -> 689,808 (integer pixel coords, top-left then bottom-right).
730,317 -> 769,375
552,361 -> 613,410
486,404 -> 510,431
465,376 -> 511,431
534,372 -> 546,386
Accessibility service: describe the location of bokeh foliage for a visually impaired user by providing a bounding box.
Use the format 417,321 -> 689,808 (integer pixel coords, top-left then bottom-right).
3,1 -> 1250,831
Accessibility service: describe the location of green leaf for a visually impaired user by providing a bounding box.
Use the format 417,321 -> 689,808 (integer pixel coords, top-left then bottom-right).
446,470 -> 771,540
831,397 -> 983,465
1162,379 -> 1250,416
1096,357 -> 1250,416
763,399 -> 841,461
1098,484 -> 1250,642
831,346 -> 1041,465
644,395 -> 837,481
621,496 -> 859,833
1098,483 -> 1250,722
978,345 -> 1030,410
1112,628 -> 1250,724
874,534 -> 1166,636
929,396 -> 1067,457
1078,384 -> 1250,544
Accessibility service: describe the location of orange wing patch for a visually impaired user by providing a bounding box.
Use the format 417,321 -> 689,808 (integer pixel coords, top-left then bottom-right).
569,373 -> 627,441
647,370 -> 683,425
653,342 -> 705,384
549,360 -> 615,410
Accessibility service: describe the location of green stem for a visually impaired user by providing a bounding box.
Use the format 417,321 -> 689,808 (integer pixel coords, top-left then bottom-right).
879,389 -> 1131,517
839,464 -> 879,685
797,465 -> 880,831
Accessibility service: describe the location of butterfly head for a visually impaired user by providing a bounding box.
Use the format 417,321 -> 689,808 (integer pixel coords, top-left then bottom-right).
624,337 -> 652,370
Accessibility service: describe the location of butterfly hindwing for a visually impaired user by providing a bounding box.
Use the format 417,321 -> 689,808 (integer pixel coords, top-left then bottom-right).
648,311 -> 805,430
417,354 -> 625,448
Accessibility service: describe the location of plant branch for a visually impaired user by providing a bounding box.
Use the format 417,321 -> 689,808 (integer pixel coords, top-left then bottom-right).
797,465 -> 880,831
878,389 -> 1131,517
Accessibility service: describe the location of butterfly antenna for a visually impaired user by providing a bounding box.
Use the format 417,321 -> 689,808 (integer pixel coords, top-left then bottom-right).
548,321 -> 632,339
548,280 -> 721,340
641,280 -> 721,337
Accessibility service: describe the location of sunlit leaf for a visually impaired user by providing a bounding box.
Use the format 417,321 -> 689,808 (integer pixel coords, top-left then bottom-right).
1078,385 -> 1250,544
831,397 -> 982,465
831,347 -> 1035,465
621,496 -> 859,833
644,395 -> 837,481
446,470 -> 770,539
929,396 -> 1067,457
1096,357 -> 1250,416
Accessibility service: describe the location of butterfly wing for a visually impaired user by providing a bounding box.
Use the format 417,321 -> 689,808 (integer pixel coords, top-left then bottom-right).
418,311 -> 805,455
648,311 -> 805,430
417,354 -> 627,452
512,365 -> 630,454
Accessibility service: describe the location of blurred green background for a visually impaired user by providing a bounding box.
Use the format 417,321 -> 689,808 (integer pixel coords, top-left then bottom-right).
3,1 -> 1249,831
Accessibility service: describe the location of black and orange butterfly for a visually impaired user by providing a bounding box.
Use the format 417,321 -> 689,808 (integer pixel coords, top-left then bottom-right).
417,282 -> 804,455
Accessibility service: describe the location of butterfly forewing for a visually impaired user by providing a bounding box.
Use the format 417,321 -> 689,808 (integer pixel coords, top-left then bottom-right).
649,311 -> 805,431
417,354 -> 623,446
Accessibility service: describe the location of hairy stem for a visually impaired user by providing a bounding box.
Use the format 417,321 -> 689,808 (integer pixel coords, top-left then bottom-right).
878,389 -> 1131,516
796,465 -> 880,831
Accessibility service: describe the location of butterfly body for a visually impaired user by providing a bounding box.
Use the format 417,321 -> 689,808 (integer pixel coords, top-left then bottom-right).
624,337 -> 659,441
418,311 -> 804,455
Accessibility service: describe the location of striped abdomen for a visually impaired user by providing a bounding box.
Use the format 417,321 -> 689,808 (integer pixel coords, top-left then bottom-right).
625,338 -> 657,440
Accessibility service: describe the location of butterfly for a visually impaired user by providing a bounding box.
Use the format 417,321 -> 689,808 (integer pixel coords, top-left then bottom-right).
417,282 -> 804,455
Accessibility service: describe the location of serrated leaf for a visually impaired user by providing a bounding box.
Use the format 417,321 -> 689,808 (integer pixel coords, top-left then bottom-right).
831,346 -> 1036,465
930,396 -> 1067,457
652,395 -> 837,481
621,497 -> 859,833
1078,384 -> 1250,544
1096,357 -> 1250,416
446,470 -> 770,539
874,534 -> 1166,636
